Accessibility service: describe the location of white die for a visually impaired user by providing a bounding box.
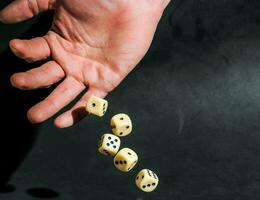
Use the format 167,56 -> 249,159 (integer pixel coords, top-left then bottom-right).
86,96 -> 108,117
135,169 -> 159,192
113,148 -> 138,172
98,133 -> 120,156
110,113 -> 132,137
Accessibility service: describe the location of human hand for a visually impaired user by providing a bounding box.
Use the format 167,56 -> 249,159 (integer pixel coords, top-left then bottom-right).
0,0 -> 170,128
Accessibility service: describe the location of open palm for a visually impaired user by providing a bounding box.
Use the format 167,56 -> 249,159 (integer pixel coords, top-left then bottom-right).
0,0 -> 169,128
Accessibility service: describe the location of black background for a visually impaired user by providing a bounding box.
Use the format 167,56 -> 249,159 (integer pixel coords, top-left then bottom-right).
1,0 -> 260,199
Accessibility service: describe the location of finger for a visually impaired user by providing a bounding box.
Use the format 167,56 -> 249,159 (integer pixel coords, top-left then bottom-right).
10,61 -> 65,90
54,89 -> 107,128
9,37 -> 50,62
0,0 -> 55,24
27,76 -> 85,124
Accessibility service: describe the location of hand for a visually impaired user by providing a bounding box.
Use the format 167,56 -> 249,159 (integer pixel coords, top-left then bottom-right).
0,0 -> 170,128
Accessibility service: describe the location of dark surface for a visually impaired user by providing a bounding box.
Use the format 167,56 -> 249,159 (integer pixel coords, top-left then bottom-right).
1,0 -> 260,199
0,0 -> 40,53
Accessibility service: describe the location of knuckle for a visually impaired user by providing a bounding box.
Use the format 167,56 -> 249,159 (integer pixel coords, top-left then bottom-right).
27,0 -> 40,16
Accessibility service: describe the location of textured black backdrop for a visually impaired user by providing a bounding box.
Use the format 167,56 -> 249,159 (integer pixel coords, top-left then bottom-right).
1,0 -> 260,199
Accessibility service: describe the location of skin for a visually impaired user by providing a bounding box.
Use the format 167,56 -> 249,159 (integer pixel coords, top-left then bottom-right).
0,0 -> 170,128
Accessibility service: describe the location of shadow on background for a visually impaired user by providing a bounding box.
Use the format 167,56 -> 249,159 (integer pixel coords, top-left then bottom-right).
26,187 -> 59,199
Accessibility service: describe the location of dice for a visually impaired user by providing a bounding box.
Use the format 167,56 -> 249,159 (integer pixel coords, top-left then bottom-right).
98,134 -> 121,156
113,148 -> 138,172
135,169 -> 159,192
86,96 -> 108,117
95,109 -> 157,191
110,113 -> 132,137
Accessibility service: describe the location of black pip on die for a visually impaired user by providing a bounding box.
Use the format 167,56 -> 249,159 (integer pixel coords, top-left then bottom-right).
113,148 -> 138,172
98,134 -> 121,156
